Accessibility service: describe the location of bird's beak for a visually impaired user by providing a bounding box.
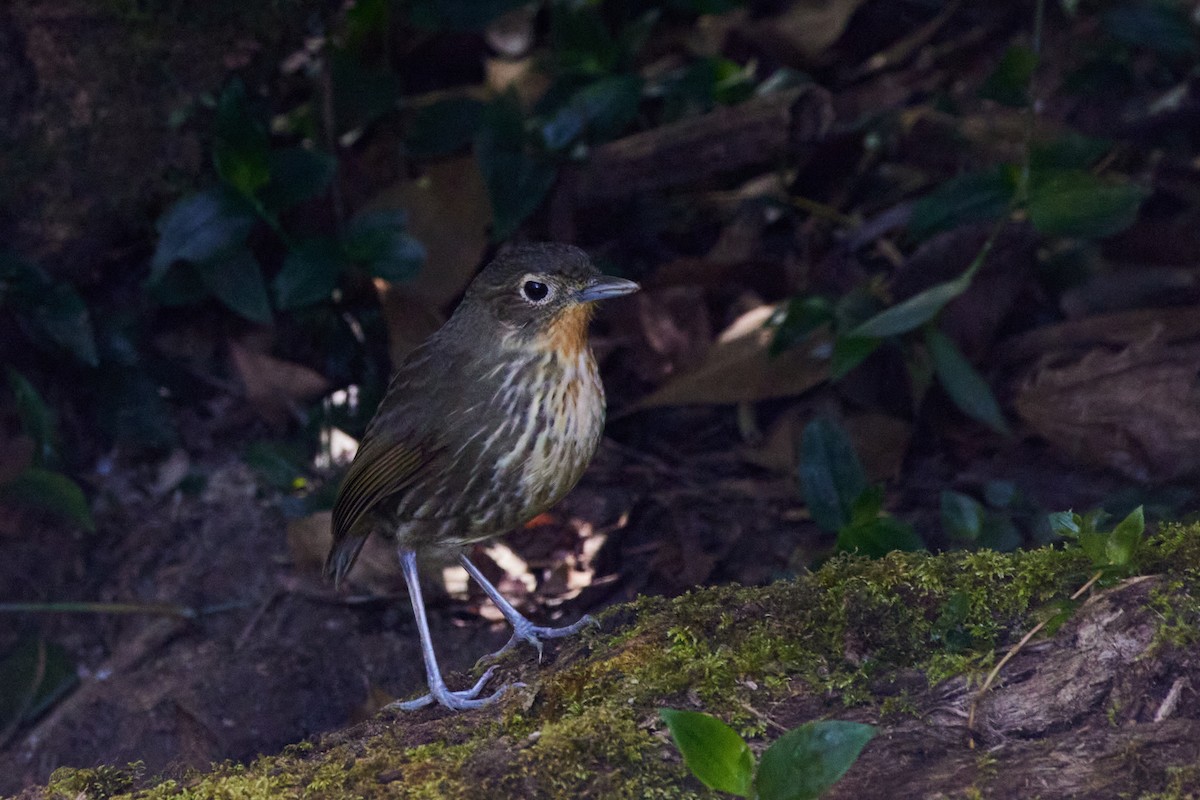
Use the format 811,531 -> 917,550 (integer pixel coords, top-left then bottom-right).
576,275 -> 640,303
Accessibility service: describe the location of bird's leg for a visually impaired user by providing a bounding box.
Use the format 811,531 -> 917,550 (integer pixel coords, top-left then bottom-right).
390,548 -> 515,711
461,554 -> 596,663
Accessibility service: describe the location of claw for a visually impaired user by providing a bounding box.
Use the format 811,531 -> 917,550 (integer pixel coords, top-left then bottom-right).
462,553 -> 597,665
392,667 -> 519,711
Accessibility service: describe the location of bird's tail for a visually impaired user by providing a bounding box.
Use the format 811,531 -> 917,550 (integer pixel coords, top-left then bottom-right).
324,532 -> 369,589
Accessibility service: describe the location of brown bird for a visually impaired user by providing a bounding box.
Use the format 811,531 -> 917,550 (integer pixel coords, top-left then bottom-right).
327,243 -> 639,711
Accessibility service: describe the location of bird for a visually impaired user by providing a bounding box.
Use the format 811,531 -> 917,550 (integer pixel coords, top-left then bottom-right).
326,242 -> 639,711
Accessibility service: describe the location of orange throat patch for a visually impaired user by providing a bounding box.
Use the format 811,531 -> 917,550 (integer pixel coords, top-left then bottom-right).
537,302 -> 595,358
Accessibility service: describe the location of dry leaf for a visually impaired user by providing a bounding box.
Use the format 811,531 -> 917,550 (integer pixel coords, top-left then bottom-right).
620,287 -> 712,384
364,159 -> 493,367
370,157 -> 491,297
229,341 -> 331,428
485,56 -> 549,105
285,510 -> 334,571
374,277 -> 445,367
288,510 -> 402,593
1016,337 -> 1200,482
742,407 -> 910,481
151,449 -> 191,496
631,304 -> 829,410
844,412 -> 912,482
486,5 -> 537,57
741,0 -> 870,63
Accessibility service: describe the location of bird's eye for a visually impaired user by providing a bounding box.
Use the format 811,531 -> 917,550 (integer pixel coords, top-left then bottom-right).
521,280 -> 550,303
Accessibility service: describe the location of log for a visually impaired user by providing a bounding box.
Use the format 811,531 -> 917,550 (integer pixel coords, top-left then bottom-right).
569,84 -> 835,204
20,527 -> 1200,799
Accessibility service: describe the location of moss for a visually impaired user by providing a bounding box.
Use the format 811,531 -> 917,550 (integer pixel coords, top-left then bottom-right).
487,707 -> 707,800
877,692 -> 919,720
43,763 -> 144,799
1144,526 -> 1200,654
1139,763 -> 1200,800
533,544 -> 1091,730
22,528 -> 1200,799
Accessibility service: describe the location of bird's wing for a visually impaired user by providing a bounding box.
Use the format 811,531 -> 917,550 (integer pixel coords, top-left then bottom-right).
325,428 -> 439,586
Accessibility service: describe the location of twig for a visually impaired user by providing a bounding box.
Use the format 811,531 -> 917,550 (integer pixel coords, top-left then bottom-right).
235,589 -> 283,651
0,601 -> 200,619
736,698 -> 790,735
966,569 -> 1103,746
843,0 -> 963,83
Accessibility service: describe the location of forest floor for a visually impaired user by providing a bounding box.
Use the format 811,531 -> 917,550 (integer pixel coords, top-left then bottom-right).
3,0 -> 1200,794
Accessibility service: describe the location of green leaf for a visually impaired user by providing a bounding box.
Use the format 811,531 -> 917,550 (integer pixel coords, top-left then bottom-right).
343,208 -> 408,259
275,238 -> 343,310
654,56 -> 753,118
980,45 -> 1037,107
476,95 -> 558,240
0,467 -> 95,532
659,709 -> 753,797
799,418 -> 867,533
213,79 -> 271,197
925,327 -> 1010,436
1102,5 -> 1198,58
983,480 -> 1019,509
836,514 -> 924,557
1047,510 -> 1080,538
149,260 -> 208,307
541,74 -> 642,150
848,484 -> 884,523
7,370 -> 55,465
550,5 -> 622,78
151,188 -> 257,281
1029,134 -> 1111,172
770,296 -> 832,356
1106,505 -> 1144,567
1027,170 -> 1147,239
330,49 -> 401,132
941,490 -> 986,542
366,232 -> 425,282
197,248 -> 273,324
0,636 -> 78,730
407,97 -> 486,158
258,147 -> 337,213
1078,530 -> 1110,567
343,209 -> 425,282
849,267 -> 977,339
829,336 -> 880,380
978,515 -> 1022,552
0,253 -> 99,366
245,440 -> 310,491
32,284 -> 99,366
909,169 -> 1014,240
755,720 -> 876,800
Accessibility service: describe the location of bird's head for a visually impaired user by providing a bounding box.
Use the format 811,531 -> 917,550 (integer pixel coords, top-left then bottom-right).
459,243 -> 640,355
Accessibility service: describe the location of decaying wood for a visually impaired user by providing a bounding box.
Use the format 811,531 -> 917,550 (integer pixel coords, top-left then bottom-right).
995,305 -> 1200,366
18,554 -> 1200,800
831,575 -> 1200,799
568,85 -> 835,204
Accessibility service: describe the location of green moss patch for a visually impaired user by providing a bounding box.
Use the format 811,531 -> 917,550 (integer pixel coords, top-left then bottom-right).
22,526 -> 1200,800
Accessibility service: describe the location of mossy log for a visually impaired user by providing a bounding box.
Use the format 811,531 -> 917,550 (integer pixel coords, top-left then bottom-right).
20,526 -> 1200,800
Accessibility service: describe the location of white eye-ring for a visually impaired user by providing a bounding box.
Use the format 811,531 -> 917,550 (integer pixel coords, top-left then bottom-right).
519,275 -> 554,304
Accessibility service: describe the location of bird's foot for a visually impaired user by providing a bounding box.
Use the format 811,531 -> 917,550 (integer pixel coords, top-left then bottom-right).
481,613 -> 598,664
391,666 -> 524,711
